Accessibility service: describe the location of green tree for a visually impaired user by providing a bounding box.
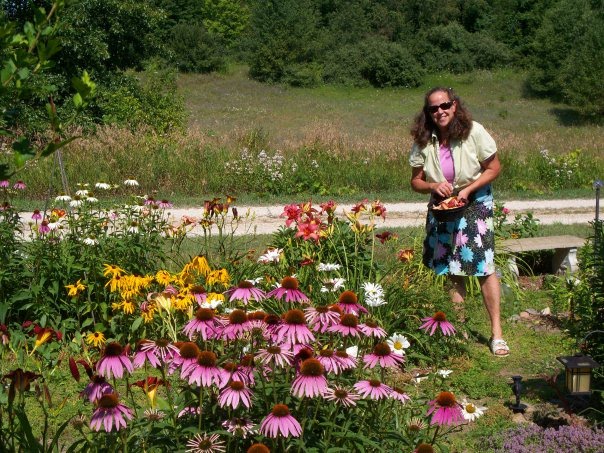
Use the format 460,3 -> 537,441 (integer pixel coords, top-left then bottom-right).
202,0 -> 249,47
246,0 -> 325,85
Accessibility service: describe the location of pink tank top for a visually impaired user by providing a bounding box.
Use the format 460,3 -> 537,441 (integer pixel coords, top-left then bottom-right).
439,144 -> 455,184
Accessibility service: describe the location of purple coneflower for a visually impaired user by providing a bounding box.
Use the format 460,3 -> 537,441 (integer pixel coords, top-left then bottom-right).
291,358 -> 328,398
256,345 -> 294,368
266,276 -> 309,303
31,209 -> 42,221
274,309 -> 315,344
426,391 -> 464,426
363,342 -> 405,369
174,342 -> 201,378
414,444 -> 435,453
218,362 -> 253,388
224,280 -> 266,305
390,386 -> 411,404
133,339 -> 161,368
304,304 -> 342,333
247,444 -> 270,453
336,290 -> 368,315
358,319 -> 387,338
191,285 -> 207,306
183,308 -> 224,340
322,385 -> 360,408
328,313 -> 362,337
90,393 -> 133,432
237,355 -> 257,385
96,342 -> 133,379
139,338 -> 179,367
222,417 -> 255,438
419,311 -> 456,336
187,351 -> 221,387
334,348 -> 357,371
0,180 -> 8,188
218,380 -> 253,409
13,180 -> 26,190
316,348 -> 341,374
158,199 -> 173,209
354,379 -> 392,400
38,220 -> 51,234
220,309 -> 252,340
81,375 -> 113,403
178,406 -> 201,418
260,404 -> 302,438
185,433 -> 226,453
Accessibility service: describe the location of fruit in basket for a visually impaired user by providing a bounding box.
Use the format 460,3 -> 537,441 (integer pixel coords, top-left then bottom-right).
433,196 -> 466,210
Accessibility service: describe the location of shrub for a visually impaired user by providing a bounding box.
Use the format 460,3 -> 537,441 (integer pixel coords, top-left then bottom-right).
360,39 -> 425,88
168,22 -> 227,73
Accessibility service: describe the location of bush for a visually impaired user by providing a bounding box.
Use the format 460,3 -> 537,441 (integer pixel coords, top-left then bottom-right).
360,39 -> 425,88
168,22 -> 227,73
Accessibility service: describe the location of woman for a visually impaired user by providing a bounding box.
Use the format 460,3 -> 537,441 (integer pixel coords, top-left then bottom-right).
409,87 -> 509,357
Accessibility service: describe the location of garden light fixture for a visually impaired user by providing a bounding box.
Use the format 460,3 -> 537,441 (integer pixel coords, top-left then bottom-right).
510,375 -> 527,413
557,354 -> 600,396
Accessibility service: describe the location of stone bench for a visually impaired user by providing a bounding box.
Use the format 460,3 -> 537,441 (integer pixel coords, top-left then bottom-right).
499,235 -> 587,275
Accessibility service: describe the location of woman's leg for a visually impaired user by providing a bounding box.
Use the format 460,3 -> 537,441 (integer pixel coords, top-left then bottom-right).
478,273 -> 507,354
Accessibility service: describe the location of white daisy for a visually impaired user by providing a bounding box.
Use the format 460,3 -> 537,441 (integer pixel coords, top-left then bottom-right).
257,248 -> 282,264
436,369 -> 453,378
460,399 -> 487,422
363,281 -> 386,307
320,277 -> 345,293
69,198 -> 83,208
318,262 -> 341,272
83,237 -> 98,246
387,333 -> 410,356
95,182 -> 111,190
75,189 -> 89,197
124,179 -> 139,187
55,194 -> 71,202
86,197 -> 98,203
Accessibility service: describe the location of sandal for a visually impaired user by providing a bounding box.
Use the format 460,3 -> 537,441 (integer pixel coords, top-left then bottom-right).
490,338 -> 510,357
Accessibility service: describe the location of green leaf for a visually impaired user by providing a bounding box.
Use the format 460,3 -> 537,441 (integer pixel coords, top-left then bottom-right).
40,136 -> 78,157
73,92 -> 82,108
131,317 -> 143,332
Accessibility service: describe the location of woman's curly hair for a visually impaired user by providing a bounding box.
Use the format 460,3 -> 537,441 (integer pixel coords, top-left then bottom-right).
410,87 -> 473,148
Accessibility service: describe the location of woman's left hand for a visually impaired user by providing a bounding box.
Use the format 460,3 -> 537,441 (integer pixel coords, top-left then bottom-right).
457,188 -> 471,203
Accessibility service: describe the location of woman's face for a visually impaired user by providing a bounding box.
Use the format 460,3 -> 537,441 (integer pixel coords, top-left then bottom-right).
427,91 -> 456,132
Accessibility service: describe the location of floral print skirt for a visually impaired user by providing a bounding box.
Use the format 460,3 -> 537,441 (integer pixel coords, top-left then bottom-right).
422,185 -> 495,277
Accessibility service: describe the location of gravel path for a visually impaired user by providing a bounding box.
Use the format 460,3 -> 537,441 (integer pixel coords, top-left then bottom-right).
17,198 -> 599,237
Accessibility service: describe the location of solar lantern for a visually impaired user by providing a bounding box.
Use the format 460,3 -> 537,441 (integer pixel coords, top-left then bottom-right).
557,354 -> 600,396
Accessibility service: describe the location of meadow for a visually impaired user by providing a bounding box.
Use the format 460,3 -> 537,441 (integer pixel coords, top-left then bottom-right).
15,67 -> 604,205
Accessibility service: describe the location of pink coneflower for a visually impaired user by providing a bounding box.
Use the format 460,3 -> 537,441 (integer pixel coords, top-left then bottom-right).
260,404 -> 302,438
31,209 -> 42,221
291,358 -> 328,398
218,362 -> 253,388
183,308 -> 224,340
247,444 -> 270,453
96,343 -> 133,379
187,351 -> 221,387
256,345 -> 294,368
336,290 -> 368,315
138,338 -> 179,366
322,385 -> 360,408
191,285 -> 207,306
334,348 -> 357,371
13,180 -> 26,190
358,320 -> 387,338
274,309 -> 315,344
354,379 -> 392,400
414,444 -> 435,453
178,406 -> 201,418
38,220 -> 51,234
328,313 -> 362,337
419,311 -> 456,336
390,387 -> 411,404
363,343 -> 405,369
222,417 -> 255,438
174,342 -> 201,378
133,340 -> 161,368
220,309 -> 252,340
427,391 -> 464,426
316,348 -> 341,374
247,311 -> 271,341
237,355 -> 257,385
185,433 -> 226,453
0,180 -> 8,188
90,393 -> 133,432
266,277 -> 309,303
144,196 -> 156,206
81,375 -> 113,403
218,380 -> 253,409
225,280 -> 266,304
158,199 -> 173,209
304,304 -> 342,333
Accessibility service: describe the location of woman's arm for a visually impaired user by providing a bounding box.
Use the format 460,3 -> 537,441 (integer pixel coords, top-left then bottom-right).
411,167 -> 454,197
457,153 -> 501,201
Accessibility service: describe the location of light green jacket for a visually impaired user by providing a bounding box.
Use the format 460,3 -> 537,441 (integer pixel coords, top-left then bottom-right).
409,121 -> 497,189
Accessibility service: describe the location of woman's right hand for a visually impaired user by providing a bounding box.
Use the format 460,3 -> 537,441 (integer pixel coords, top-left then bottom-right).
432,182 -> 454,198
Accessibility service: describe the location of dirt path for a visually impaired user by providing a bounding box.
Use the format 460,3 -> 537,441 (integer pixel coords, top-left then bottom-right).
18,198 -> 599,237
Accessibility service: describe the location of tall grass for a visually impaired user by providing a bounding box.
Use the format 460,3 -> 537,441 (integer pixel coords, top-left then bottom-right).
13,67 -> 604,203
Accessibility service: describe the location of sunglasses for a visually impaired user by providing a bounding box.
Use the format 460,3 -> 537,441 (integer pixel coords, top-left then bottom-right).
427,101 -> 454,113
